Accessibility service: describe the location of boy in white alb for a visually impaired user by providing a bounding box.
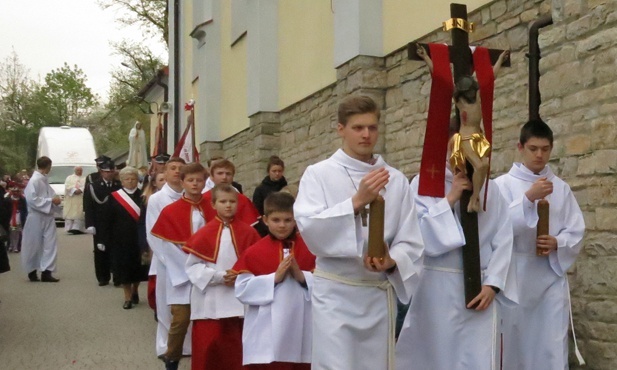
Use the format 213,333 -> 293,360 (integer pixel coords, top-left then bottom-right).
294,95 -> 424,370
494,119 -> 585,369
233,192 -> 316,370
182,184 -> 260,370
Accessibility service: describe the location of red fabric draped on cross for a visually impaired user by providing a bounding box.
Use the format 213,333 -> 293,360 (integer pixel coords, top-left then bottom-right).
418,43 -> 454,197
472,47 -> 494,210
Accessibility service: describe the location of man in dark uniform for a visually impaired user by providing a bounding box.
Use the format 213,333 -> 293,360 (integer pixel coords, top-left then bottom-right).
153,153 -> 171,176
85,155 -> 111,188
83,160 -> 121,286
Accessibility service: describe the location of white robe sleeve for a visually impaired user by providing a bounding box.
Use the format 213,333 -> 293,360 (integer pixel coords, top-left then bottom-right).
549,188 -> 585,276
385,177 -> 425,303
483,188 -> 515,301
146,200 -> 166,264
413,192 -> 466,257
185,254 -> 225,291
25,177 -> 53,215
65,175 -> 77,197
157,240 -> 190,287
494,176 -> 538,232
235,272 -> 276,306
294,166 -> 363,258
235,271 -> 314,306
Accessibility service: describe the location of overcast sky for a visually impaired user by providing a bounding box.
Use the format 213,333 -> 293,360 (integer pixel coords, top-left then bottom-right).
0,0 -> 167,102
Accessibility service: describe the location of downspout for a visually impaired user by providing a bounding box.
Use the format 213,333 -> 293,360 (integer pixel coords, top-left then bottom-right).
527,15 -> 553,121
173,0 -> 180,145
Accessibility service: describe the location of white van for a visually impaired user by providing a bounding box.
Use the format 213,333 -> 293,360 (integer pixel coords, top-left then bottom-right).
37,126 -> 98,218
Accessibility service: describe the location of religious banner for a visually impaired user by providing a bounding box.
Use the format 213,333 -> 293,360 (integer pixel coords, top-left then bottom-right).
173,100 -> 200,163
151,112 -> 165,158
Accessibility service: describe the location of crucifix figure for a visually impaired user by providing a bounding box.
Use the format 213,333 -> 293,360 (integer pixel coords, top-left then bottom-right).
408,3 -> 510,306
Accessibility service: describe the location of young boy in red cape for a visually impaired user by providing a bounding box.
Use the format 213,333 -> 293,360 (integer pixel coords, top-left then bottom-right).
150,163 -> 209,370
201,159 -> 260,226
233,192 -> 316,370
182,184 -> 261,370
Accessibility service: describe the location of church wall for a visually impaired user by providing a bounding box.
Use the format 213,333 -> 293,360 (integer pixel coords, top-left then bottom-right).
200,1 -> 617,367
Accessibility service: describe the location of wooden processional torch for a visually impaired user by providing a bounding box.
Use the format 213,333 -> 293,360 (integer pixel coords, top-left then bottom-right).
536,199 -> 550,256
368,195 -> 386,258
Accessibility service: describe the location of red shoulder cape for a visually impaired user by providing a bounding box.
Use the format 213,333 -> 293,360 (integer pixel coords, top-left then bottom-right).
182,217 -> 261,263
150,195 -> 210,244
232,232 -> 315,276
202,190 -> 260,226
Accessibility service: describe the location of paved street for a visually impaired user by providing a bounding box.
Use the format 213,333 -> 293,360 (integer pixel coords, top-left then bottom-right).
0,230 -> 189,369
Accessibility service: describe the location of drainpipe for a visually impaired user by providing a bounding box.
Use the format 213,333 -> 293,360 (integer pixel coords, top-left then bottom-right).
527,14 -> 553,121
173,0 -> 180,145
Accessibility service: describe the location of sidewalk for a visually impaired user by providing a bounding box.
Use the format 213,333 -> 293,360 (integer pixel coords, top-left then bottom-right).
0,231 -> 189,369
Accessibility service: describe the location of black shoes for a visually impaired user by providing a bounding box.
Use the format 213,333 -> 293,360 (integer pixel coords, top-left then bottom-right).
159,356 -> 179,370
98,281 -> 109,286
41,270 -> 60,283
28,270 -> 39,282
123,301 -> 133,309
131,293 -> 139,305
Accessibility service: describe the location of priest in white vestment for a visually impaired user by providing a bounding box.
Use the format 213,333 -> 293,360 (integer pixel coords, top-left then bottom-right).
21,156 -> 62,282
294,96 -> 424,370
494,119 -> 585,369
63,166 -> 86,234
145,157 -> 191,357
395,165 -> 517,370
128,121 -> 148,168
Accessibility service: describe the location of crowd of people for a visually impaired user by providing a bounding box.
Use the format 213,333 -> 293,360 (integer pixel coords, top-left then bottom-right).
0,94 -> 585,370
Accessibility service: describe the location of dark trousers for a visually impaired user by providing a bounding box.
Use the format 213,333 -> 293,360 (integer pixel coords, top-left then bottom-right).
93,240 -> 112,284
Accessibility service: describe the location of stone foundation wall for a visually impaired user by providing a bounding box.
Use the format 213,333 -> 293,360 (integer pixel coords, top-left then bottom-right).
200,0 -> 617,367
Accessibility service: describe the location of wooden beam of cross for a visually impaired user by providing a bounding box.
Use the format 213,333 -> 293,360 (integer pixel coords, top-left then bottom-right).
407,3 -> 510,308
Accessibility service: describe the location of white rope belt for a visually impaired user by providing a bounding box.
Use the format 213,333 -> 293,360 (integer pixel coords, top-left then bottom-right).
567,279 -> 585,365
422,265 -> 464,273
313,269 -> 396,370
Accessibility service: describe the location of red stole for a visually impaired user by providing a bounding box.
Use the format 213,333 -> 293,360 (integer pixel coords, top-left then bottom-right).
418,44 -> 495,202
472,47 -> 494,210
151,195 -> 210,245
232,232 -> 316,276
202,190 -> 260,226
182,217 -> 260,263
10,198 -> 19,227
418,43 -> 453,197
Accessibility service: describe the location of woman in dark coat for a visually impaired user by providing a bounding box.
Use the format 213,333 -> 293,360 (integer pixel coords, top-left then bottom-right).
103,166 -> 144,309
252,156 -> 288,236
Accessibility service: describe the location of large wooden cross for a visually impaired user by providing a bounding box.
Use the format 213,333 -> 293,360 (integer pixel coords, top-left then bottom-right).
407,3 -> 509,307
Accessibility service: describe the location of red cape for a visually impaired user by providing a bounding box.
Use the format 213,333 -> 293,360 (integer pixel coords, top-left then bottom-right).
182,217 -> 260,263
202,190 -> 260,226
150,195 -> 210,245
232,232 -> 315,276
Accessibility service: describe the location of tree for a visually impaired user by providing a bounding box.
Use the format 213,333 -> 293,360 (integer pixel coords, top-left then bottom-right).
0,51 -> 39,173
30,63 -> 99,127
0,50 -> 36,130
98,0 -> 168,46
92,0 -> 167,159
0,57 -> 99,174
108,40 -> 165,107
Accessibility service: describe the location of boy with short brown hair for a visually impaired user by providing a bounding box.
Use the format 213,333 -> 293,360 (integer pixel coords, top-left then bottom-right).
150,163 -> 209,370
183,184 -> 261,370
233,192 -> 316,369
